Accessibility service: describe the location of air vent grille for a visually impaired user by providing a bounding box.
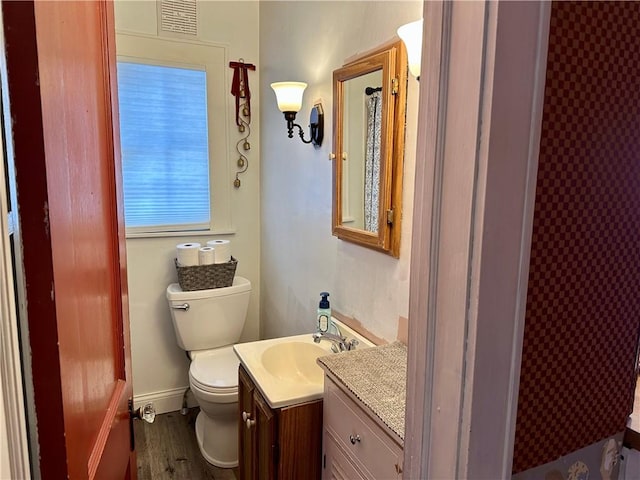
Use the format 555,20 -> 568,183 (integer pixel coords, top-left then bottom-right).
159,0 -> 197,36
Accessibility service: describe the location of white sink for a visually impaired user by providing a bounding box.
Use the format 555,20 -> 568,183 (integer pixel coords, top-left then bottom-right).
261,341 -> 328,385
233,320 -> 373,408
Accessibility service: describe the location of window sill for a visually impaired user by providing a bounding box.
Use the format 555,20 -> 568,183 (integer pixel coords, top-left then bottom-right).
125,227 -> 236,240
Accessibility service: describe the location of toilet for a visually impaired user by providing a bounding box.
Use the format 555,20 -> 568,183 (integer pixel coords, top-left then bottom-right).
166,276 -> 251,468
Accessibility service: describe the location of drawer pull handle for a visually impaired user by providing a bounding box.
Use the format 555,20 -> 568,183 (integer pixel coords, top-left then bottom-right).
242,411 -> 251,422
246,418 -> 256,429
349,434 -> 361,444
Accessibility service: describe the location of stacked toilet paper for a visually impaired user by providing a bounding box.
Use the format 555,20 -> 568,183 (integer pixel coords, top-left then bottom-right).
206,239 -> 232,264
198,246 -> 216,265
176,243 -> 201,267
176,240 -> 232,267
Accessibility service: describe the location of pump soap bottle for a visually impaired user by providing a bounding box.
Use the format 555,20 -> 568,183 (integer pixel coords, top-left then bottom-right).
317,292 -> 331,333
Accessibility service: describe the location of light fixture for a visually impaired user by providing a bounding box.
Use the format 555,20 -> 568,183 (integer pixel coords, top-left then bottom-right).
271,81 -> 324,147
397,19 -> 423,80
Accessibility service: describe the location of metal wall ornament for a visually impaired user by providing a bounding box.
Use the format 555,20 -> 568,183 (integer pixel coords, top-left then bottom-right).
229,59 -> 256,188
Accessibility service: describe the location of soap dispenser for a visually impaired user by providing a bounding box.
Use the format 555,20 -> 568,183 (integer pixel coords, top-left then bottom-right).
317,292 -> 331,333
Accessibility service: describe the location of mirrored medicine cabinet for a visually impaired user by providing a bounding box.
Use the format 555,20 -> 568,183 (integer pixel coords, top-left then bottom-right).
331,40 -> 408,257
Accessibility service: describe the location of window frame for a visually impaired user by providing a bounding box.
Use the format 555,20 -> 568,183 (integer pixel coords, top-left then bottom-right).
115,32 -> 234,238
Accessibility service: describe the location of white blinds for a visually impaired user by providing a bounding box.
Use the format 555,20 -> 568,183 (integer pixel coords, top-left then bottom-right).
117,61 -> 210,232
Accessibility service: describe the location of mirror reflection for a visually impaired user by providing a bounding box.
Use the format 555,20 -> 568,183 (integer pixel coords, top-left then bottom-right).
341,70 -> 383,234
332,41 -> 407,257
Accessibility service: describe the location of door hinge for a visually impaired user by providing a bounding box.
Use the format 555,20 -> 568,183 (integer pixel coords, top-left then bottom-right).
387,209 -> 394,225
128,399 -> 135,451
391,77 -> 399,96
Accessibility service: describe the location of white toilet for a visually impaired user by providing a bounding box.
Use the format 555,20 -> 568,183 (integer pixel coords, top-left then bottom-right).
166,276 -> 251,468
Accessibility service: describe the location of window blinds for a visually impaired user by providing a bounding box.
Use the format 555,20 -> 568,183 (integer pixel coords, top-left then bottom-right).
117,61 -> 210,232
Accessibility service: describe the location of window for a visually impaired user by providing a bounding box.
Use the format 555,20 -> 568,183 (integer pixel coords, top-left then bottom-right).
115,33 -> 232,236
117,60 -> 211,232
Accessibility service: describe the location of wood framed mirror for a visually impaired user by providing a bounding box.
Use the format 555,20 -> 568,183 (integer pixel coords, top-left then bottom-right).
332,40 -> 407,257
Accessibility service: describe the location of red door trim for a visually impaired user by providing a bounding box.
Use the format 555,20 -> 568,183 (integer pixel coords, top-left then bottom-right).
1,2 -> 68,475
88,380 -> 126,478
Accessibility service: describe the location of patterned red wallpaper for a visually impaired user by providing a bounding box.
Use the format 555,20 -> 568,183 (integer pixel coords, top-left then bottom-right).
512,1 -> 640,474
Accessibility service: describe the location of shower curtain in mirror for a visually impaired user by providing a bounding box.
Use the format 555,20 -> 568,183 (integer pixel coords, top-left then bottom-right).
364,91 -> 381,233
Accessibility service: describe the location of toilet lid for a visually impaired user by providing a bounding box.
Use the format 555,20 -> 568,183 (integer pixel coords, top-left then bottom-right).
189,346 -> 239,393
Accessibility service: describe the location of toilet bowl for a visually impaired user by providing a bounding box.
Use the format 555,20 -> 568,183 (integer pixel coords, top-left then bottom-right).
189,345 -> 240,467
166,277 -> 251,468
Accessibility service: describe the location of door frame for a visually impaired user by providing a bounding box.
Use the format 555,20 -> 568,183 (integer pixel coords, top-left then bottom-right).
0,95 -> 31,480
404,1 -> 551,478
0,1 -> 31,476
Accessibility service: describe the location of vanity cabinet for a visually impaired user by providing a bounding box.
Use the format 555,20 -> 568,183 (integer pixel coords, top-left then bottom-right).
322,375 -> 403,480
238,364 -> 323,480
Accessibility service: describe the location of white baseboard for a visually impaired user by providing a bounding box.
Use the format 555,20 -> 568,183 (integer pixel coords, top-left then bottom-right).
133,386 -> 198,415
621,447 -> 640,480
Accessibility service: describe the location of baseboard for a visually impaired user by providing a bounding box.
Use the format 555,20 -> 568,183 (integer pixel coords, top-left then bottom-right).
133,387 -> 198,415
621,447 -> 640,480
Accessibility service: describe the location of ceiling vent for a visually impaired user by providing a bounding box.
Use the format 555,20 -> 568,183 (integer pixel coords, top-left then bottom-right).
158,0 -> 197,37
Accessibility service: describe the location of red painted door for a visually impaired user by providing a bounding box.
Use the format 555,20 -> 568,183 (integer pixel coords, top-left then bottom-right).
2,1 -> 135,478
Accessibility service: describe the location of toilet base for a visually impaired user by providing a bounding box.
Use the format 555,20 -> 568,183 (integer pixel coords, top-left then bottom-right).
195,410 -> 239,468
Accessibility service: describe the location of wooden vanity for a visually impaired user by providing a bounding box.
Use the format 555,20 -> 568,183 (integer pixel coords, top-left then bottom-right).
238,364 -> 323,480
235,333 -> 405,480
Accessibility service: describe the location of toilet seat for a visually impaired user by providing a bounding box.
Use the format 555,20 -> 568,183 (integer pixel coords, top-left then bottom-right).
189,345 -> 239,394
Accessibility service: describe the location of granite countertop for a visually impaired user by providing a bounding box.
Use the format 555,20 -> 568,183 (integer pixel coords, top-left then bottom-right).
317,341 -> 407,442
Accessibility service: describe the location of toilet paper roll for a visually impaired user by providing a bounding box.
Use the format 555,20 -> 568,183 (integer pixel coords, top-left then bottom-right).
206,239 -> 232,263
176,243 -> 201,267
198,246 -> 216,266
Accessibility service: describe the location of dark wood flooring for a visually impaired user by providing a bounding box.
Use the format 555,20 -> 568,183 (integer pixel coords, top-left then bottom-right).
134,408 -> 238,480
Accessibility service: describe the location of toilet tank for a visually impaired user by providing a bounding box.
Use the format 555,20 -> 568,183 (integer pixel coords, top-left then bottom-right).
166,276 -> 251,352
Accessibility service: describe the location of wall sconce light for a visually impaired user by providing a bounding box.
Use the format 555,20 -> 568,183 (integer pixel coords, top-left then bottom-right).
270,81 -> 324,147
397,19 -> 423,80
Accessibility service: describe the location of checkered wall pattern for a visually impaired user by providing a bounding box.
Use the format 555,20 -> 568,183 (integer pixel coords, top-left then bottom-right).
512,1 -> 640,474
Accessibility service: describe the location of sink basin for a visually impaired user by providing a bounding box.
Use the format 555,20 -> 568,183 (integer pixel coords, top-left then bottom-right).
261,342 -> 327,385
233,321 -> 374,408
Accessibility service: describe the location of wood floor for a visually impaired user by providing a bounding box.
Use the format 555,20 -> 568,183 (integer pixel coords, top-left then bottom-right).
135,408 -> 238,480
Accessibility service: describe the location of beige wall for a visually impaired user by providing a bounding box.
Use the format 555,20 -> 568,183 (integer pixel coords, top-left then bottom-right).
114,1 -> 261,411
259,1 -> 421,341
117,0 -> 420,412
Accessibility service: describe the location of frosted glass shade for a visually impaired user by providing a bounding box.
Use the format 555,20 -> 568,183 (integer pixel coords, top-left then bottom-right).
271,81 -> 307,112
397,19 -> 423,78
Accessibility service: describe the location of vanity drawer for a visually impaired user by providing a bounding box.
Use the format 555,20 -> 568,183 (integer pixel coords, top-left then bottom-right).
323,378 -> 402,479
323,430 -> 367,480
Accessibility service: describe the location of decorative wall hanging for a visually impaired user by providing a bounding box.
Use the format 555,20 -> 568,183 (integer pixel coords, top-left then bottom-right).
229,59 -> 256,188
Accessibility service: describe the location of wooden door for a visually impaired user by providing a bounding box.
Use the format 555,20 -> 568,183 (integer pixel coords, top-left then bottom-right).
255,389 -> 277,479
2,1 -> 134,478
238,365 -> 257,480
278,400 -> 323,479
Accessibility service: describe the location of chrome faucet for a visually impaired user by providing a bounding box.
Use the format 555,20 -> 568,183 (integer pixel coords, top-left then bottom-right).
312,331 -> 359,352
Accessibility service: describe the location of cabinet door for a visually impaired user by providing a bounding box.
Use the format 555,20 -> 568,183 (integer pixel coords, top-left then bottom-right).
239,366 -> 256,480
255,389 -> 277,479
323,430 -> 366,480
279,400 -> 323,479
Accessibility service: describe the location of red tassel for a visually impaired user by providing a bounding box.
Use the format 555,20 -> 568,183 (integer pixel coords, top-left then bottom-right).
229,61 -> 256,127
